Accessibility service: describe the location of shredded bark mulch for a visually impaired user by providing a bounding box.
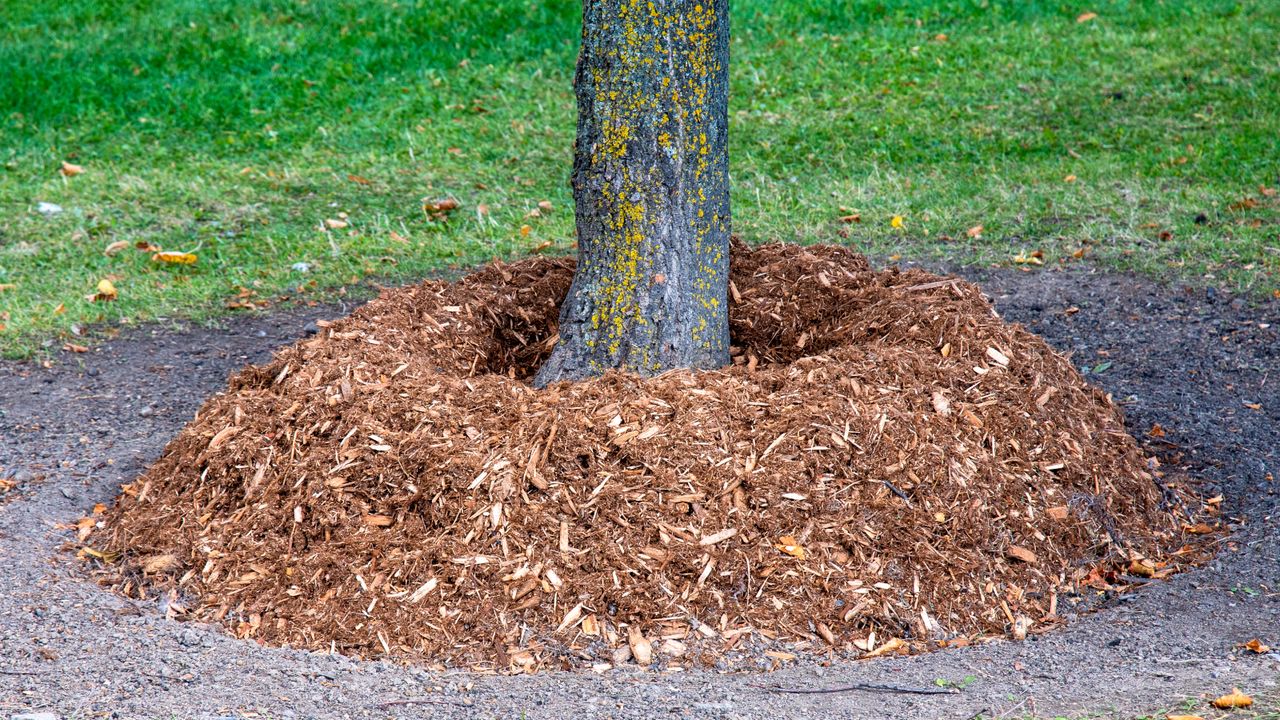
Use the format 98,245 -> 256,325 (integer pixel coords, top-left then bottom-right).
94,242 -> 1203,671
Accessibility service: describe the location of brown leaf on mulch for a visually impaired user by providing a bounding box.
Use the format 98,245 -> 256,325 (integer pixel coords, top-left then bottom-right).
97,242 -> 1197,670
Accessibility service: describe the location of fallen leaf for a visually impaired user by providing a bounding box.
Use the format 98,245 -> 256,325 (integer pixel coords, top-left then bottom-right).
1076,12 -> 1098,23
520,224 -> 532,238
60,161 -> 85,177
839,213 -> 861,224
776,535 -> 807,560
92,278 -> 118,302
324,218 -> 349,230
1148,423 -> 1166,437
966,225 -> 983,238
1243,401 -> 1262,411
63,343 -> 89,353
346,174 -> 372,185
153,251 -> 197,265
0,283 -> 15,293
1165,715 -> 1204,720
890,215 -> 905,229
1128,558 -> 1157,577
1241,638 -> 1271,654
1013,251 -> 1044,266
1212,688 -> 1253,709
532,240 -> 553,253
537,200 -> 554,213
1064,174 -> 1077,183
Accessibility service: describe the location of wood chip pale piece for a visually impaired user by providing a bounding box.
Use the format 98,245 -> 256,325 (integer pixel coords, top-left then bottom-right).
628,625 -> 652,666
931,391 -> 951,417
556,602 -> 584,633
407,578 -> 439,603
1007,546 -> 1037,564
864,637 -> 906,658
699,527 -> 738,546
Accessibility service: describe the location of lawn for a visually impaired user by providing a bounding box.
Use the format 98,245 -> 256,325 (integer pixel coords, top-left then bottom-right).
1,0 -> 1277,357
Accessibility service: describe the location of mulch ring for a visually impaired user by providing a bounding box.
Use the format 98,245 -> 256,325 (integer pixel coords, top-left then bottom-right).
88,242 -> 1212,672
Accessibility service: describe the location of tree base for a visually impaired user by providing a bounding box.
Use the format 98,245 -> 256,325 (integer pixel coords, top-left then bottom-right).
96,243 -> 1205,670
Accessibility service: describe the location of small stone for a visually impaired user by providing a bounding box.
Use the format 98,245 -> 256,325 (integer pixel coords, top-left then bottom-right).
13,713 -> 61,720
138,406 -> 155,418
178,628 -> 201,647
11,469 -> 35,484
304,321 -> 320,336
611,645 -> 632,666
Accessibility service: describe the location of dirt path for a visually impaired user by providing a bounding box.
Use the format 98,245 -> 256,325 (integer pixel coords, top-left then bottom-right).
2,266 -> 1277,719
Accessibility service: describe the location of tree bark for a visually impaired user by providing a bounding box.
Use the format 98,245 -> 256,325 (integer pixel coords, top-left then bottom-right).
534,0 -> 731,387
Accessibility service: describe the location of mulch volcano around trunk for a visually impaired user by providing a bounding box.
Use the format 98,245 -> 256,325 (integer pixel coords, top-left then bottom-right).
94,242 -> 1203,671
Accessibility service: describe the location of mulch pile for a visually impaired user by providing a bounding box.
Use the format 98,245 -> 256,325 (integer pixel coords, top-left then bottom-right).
94,242 -> 1205,671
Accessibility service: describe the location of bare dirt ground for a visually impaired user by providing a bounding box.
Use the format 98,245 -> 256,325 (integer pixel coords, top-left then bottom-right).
2,263 -> 1277,719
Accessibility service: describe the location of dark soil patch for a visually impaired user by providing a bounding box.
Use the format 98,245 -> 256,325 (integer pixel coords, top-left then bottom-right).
91,244 -> 1202,669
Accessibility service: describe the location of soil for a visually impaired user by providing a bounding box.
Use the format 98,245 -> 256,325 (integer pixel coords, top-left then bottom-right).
1,259 -> 1277,719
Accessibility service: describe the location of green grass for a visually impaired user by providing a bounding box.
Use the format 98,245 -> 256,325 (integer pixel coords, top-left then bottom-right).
1,0 -> 1278,357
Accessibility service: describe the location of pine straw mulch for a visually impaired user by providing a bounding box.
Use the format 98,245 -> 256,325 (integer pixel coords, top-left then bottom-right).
91,242 -> 1209,672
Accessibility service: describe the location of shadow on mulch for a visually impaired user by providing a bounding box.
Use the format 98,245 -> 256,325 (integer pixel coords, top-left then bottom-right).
87,243 -> 1213,671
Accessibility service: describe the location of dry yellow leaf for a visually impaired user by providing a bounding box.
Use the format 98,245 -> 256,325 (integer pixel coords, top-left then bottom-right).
324,218 -> 349,230
520,224 -> 532,238
1212,688 -> 1253,709
104,240 -> 130,256
60,161 -> 85,177
1165,714 -> 1204,720
153,251 -> 198,265
94,278 -> 118,301
1241,638 -> 1271,654
1076,12 -> 1098,23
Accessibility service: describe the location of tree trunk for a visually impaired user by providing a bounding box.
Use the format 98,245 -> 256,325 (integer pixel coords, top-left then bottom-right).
534,0 -> 731,387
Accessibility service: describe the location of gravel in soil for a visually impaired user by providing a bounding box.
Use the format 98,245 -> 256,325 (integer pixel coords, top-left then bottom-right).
0,258 -> 1276,719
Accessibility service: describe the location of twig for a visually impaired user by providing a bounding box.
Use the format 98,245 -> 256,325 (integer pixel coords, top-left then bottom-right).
752,681 -> 959,696
904,279 -> 961,292
993,696 -> 1031,719
882,480 -> 911,504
